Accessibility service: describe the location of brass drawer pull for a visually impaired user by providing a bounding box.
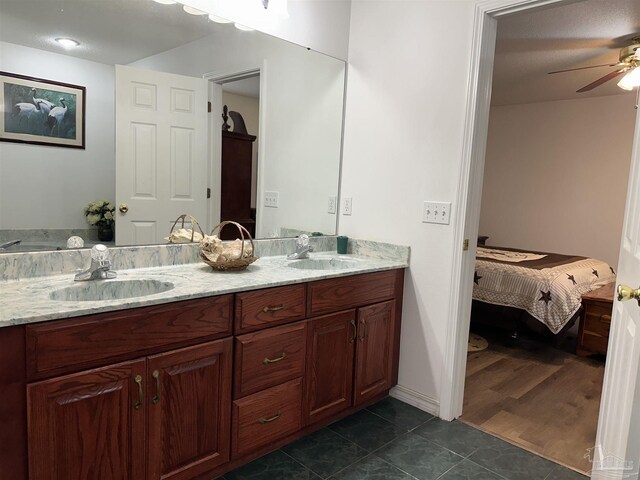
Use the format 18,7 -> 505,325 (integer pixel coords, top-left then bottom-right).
134,374 -> 143,410
152,370 -> 161,405
263,304 -> 285,313
359,319 -> 367,342
350,319 -> 357,343
263,352 -> 287,364
258,411 -> 282,424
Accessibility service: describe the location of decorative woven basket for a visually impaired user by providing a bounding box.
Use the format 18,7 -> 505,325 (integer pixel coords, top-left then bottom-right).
167,214 -> 205,244
200,221 -> 258,271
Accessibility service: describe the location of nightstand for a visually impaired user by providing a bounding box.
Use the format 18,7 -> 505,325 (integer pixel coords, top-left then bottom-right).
577,282 -> 616,357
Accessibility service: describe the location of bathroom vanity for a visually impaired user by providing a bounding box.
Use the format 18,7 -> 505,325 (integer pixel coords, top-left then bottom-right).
0,244 -> 407,480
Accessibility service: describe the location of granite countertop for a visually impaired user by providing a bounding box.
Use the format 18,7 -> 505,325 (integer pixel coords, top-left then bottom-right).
0,253 -> 408,328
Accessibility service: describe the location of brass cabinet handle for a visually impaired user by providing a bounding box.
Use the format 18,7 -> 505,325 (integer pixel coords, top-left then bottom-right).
263,352 -> 287,364
350,319 -> 357,343
262,304 -> 285,313
258,411 -> 282,424
359,319 -> 366,342
134,375 -> 143,410
152,370 -> 160,405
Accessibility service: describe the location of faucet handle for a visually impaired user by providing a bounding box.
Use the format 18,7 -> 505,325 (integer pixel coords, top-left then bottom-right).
296,234 -> 310,247
91,244 -> 110,261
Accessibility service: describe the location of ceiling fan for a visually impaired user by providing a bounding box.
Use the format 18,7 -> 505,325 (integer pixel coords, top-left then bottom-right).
548,37 -> 640,92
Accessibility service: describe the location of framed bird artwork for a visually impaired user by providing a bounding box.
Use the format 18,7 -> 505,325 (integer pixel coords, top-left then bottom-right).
0,71 -> 85,149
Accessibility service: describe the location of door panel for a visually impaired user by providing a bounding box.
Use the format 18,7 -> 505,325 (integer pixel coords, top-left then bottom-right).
116,65 -> 208,245
593,104 -> 640,479
354,301 -> 395,406
147,339 -> 232,480
27,359 -> 146,480
304,310 -> 356,425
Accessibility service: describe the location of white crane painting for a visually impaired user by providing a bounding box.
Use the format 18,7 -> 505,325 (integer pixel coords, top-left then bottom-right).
1,72 -> 85,149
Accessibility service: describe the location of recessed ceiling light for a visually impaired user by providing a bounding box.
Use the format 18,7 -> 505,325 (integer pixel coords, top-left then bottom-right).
234,23 -> 254,31
152,0 -> 177,4
183,5 -> 206,15
209,14 -> 232,24
55,37 -> 80,48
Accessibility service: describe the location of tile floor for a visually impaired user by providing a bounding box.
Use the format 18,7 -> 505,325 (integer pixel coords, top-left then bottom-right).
220,397 -> 587,480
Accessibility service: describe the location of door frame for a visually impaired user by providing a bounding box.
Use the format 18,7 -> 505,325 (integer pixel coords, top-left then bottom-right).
203,64 -> 267,234
442,0 -> 640,470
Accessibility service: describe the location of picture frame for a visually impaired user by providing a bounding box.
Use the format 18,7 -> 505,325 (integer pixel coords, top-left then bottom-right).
0,71 -> 86,149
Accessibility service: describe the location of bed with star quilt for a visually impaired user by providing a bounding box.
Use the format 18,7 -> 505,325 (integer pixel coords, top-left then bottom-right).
473,246 -> 616,334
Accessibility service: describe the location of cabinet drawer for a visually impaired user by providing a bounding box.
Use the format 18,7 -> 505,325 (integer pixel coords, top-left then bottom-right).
581,305 -> 611,355
232,378 -> 303,458
308,270 -> 399,316
234,321 -> 306,398
235,284 -> 306,333
26,295 -> 232,380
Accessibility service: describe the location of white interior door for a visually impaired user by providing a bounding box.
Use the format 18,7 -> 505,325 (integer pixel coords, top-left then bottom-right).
591,107 -> 640,480
115,65 -> 208,245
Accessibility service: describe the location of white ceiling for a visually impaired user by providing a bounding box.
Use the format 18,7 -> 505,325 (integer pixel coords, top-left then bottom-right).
0,0 -> 223,65
492,0 -> 640,105
223,76 -> 261,98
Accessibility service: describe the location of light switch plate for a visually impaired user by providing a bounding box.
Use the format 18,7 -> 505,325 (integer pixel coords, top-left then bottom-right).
328,196 -> 337,214
342,197 -> 353,216
422,201 -> 451,224
264,191 -> 279,208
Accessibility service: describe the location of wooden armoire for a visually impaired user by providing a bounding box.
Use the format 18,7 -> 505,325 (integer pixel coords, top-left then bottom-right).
220,130 -> 257,240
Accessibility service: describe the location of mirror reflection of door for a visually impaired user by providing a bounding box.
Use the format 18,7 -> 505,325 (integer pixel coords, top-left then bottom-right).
218,74 -> 260,240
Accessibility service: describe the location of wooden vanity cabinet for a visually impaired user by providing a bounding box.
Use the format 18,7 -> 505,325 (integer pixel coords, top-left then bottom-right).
5,269 -> 405,480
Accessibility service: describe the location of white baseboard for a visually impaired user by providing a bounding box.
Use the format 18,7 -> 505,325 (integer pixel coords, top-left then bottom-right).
390,385 -> 440,417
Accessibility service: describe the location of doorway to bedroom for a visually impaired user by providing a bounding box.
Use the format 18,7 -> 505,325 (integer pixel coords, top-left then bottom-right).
459,0 -> 639,475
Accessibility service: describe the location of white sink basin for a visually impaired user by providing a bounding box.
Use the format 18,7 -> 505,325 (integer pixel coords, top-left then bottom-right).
50,279 -> 175,302
287,256 -> 359,271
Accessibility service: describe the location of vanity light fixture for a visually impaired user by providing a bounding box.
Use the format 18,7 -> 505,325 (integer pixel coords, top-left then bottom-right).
618,68 -> 640,91
209,14 -> 232,23
55,37 -> 80,48
183,5 -> 207,15
234,23 -> 255,31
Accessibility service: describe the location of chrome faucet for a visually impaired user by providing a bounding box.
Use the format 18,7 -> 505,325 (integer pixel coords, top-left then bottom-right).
287,234 -> 314,260
75,244 -> 117,281
0,240 -> 21,251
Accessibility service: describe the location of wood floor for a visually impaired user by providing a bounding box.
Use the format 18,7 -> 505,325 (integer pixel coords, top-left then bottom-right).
461,333 -> 605,475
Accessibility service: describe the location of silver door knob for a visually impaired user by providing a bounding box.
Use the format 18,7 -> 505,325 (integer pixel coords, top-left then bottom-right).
119,203 -> 129,214
617,284 -> 640,306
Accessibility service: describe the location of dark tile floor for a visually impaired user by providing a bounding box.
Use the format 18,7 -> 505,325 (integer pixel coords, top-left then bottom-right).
220,397 -> 587,480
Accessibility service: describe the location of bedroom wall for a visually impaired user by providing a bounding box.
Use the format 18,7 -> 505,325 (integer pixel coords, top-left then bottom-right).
479,94 -> 636,267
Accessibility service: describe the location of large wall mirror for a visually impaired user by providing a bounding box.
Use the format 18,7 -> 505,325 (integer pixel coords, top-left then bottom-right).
0,0 -> 345,253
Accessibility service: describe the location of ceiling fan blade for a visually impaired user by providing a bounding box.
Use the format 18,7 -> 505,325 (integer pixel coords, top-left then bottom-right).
577,69 -> 628,93
547,63 -> 621,75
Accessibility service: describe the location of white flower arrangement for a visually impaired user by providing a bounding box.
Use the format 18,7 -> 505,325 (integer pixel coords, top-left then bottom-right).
84,200 -> 115,228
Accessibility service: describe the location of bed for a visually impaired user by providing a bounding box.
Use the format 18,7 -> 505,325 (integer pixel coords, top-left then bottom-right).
472,246 -> 616,335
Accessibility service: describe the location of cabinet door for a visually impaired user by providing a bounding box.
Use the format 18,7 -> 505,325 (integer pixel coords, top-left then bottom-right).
304,310 -> 356,425
27,359 -> 146,480
354,301 -> 395,406
147,339 -> 232,480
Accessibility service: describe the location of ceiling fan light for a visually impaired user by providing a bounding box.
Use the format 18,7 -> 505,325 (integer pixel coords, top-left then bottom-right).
617,68 -> 640,91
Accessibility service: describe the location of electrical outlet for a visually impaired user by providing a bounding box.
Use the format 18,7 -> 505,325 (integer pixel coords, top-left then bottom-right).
422,201 -> 451,224
342,197 -> 353,216
264,191 -> 279,208
328,196 -> 337,214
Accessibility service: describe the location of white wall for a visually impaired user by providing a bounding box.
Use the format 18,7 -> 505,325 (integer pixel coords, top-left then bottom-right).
340,0 -> 476,409
0,42 -> 115,229
222,91 -> 260,207
480,95 -> 635,266
132,28 -> 344,237
179,0 -> 351,60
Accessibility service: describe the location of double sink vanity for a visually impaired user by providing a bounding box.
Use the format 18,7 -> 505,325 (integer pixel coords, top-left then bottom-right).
0,237 -> 409,480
